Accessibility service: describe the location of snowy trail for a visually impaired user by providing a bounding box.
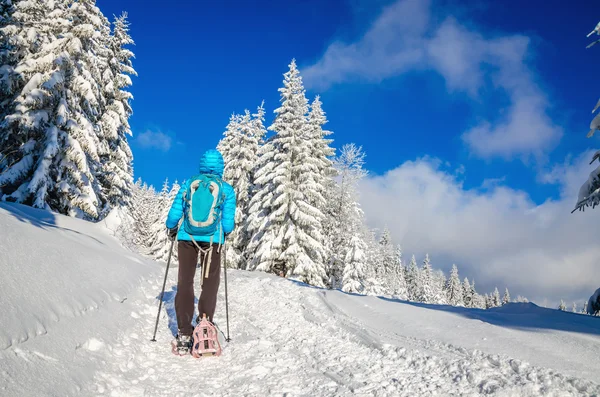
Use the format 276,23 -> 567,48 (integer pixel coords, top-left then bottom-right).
87,270 -> 600,397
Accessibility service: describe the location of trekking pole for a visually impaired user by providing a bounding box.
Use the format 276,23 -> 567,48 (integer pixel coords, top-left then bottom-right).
151,238 -> 175,342
223,239 -> 231,342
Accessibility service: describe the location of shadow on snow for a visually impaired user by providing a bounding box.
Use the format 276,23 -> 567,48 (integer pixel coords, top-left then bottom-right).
284,275 -> 600,337
0,202 -> 106,246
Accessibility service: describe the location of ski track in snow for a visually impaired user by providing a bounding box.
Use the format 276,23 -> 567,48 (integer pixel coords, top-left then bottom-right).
88,271 -> 600,397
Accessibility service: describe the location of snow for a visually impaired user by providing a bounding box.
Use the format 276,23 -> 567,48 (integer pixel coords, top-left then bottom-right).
0,202 -> 160,395
1,202 -> 600,396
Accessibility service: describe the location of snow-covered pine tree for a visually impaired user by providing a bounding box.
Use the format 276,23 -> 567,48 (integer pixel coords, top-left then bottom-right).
406,254 -> 421,301
97,12 -> 136,210
323,143 -> 368,289
246,60 -> 326,287
362,227 -> 386,296
306,95 -> 336,275
574,21 -> 600,211
377,228 -> 397,294
485,294 -> 495,309
514,295 -> 529,303
571,302 -> 578,313
392,245 -> 409,300
582,301 -> 588,314
342,233 -> 366,294
446,264 -> 464,306
235,103 -> 267,269
473,293 -> 487,309
306,95 -> 335,227
558,300 -> 567,311
492,287 -> 502,307
469,279 -> 486,309
218,109 -> 265,269
0,0 -> 134,220
433,270 -> 447,304
462,278 -> 472,307
0,0 -> 67,207
147,179 -> 180,263
502,288 -> 510,305
419,254 -> 436,303
120,178 -> 160,250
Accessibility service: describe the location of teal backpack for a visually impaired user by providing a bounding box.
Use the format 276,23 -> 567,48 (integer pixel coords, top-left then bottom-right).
182,174 -> 225,237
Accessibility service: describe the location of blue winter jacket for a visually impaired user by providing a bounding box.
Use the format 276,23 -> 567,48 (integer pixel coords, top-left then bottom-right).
165,149 -> 236,244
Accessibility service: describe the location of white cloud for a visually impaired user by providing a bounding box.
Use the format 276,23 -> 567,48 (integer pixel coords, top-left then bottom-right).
358,152 -> 600,306
136,130 -> 172,152
302,0 -> 563,160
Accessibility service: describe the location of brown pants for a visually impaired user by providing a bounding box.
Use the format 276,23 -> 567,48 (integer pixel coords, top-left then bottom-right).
175,241 -> 221,336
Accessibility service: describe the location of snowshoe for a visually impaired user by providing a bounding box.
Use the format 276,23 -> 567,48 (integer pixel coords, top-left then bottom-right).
171,334 -> 192,356
191,314 -> 222,358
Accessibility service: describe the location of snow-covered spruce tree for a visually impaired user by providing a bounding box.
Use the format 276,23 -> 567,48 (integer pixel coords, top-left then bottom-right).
433,269 -> 447,305
582,301 -> 589,315
406,254 -> 421,302
574,22 -> 600,212
492,287 -> 502,307
219,112 -> 251,268
473,294 -> 487,309
502,288 -> 511,305
446,264 -> 464,306
362,227 -> 386,296
572,303 -> 578,313
342,233 -> 366,294
324,143 -> 368,289
0,0 -> 135,220
246,60 -> 327,286
0,0 -> 67,206
307,95 -> 336,266
118,178 -> 158,250
419,254 -> 436,303
373,228 -> 398,295
514,295 -> 529,303
306,96 -> 335,206
97,12 -> 136,210
392,245 -> 409,300
484,294 -> 492,309
462,278 -> 472,308
558,300 -> 567,311
469,280 -> 486,309
219,103 -> 266,269
147,179 -> 180,263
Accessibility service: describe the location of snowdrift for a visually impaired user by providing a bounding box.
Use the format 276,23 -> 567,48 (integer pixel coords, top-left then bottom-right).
0,203 -> 160,396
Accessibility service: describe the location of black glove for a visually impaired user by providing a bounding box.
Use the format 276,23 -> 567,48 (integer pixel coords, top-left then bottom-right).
167,228 -> 178,241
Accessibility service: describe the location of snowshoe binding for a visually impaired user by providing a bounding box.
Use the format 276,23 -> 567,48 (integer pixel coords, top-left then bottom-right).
191,314 -> 222,358
171,334 -> 192,356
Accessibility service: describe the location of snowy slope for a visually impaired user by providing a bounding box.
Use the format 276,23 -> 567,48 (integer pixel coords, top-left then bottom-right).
88,271 -> 600,397
0,203 -> 161,396
1,203 -> 600,396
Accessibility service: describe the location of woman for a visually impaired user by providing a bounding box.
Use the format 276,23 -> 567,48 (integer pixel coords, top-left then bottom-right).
165,149 -> 236,354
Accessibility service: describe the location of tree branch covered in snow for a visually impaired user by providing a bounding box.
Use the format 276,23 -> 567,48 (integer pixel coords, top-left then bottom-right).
573,21 -> 600,212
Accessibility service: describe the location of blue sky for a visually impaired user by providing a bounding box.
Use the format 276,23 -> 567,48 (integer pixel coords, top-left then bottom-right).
97,0 -> 600,304
96,0 -> 598,202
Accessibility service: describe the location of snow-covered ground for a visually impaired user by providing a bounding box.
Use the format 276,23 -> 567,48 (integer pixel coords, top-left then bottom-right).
0,203 -> 161,396
1,203 -> 599,396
